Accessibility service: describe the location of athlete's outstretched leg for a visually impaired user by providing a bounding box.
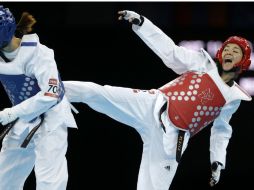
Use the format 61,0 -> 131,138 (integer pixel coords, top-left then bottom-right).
64,81 -> 164,131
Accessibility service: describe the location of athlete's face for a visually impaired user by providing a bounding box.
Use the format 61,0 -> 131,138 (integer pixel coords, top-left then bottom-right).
221,43 -> 243,71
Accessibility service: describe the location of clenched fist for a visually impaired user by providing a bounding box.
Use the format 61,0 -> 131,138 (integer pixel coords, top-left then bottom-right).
0,108 -> 18,126
209,161 -> 223,187
118,10 -> 144,26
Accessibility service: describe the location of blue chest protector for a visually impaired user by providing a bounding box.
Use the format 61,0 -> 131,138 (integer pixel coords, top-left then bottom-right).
0,74 -> 65,106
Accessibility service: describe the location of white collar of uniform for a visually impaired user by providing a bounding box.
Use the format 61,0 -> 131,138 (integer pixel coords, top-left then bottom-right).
200,48 -> 217,67
21,33 -> 39,43
0,34 -> 39,75
230,82 -> 252,101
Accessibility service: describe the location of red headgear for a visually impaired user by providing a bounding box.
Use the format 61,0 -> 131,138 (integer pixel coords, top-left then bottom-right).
216,36 -> 251,73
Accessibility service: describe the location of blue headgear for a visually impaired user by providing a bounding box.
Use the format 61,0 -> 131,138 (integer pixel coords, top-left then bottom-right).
0,5 -> 16,48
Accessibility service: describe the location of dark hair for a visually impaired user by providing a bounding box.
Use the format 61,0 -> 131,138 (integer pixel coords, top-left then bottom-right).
15,12 -> 36,38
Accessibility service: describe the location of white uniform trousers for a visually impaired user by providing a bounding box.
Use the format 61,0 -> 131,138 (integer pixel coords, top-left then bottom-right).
0,118 -> 68,190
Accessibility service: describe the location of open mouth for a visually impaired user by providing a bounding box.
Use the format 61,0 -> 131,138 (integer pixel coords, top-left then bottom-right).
224,58 -> 233,64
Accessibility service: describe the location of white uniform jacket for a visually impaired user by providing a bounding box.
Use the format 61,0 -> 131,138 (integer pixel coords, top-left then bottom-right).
132,17 -> 252,168
0,34 -> 77,133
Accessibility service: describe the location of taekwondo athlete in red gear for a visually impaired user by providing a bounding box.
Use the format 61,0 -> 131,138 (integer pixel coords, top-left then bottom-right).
116,10 -> 252,189
0,6 -> 77,190
59,10 -> 252,190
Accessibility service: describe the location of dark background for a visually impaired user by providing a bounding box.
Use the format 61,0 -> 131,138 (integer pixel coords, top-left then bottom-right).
1,2 -> 254,190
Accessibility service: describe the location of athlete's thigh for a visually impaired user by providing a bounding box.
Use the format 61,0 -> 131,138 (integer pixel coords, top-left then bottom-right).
34,123 -> 67,169
93,86 -> 158,126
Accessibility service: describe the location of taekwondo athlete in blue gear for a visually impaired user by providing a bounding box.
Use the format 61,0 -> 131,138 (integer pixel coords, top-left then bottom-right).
0,6 -> 77,190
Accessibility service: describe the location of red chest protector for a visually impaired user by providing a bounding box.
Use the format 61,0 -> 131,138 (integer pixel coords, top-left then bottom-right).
160,71 -> 226,137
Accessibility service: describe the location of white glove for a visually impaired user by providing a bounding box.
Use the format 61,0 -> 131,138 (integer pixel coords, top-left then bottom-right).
0,108 -> 18,125
118,10 -> 144,26
209,161 -> 223,187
